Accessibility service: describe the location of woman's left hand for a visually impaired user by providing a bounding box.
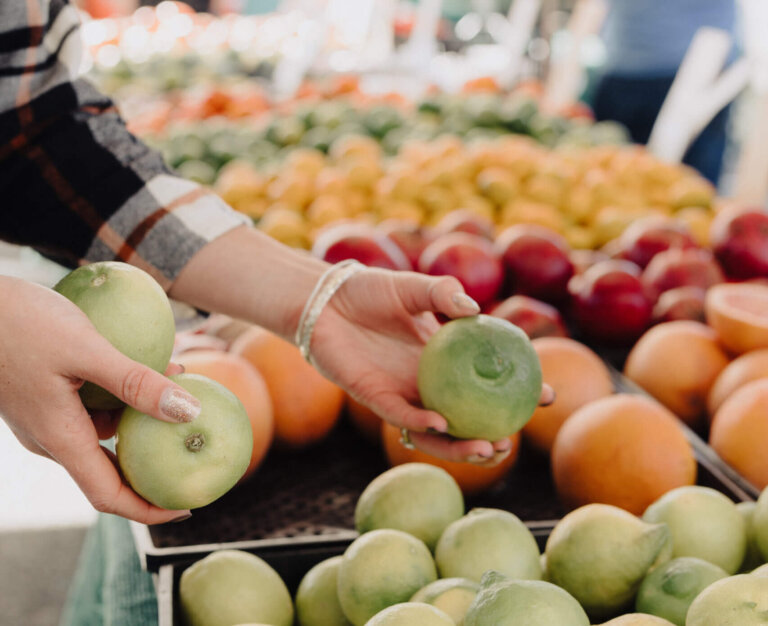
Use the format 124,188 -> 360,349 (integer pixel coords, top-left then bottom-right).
308,268 -> 552,466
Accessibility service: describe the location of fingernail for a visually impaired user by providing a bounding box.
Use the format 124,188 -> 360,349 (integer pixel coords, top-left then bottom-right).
467,453 -> 494,464
428,422 -> 448,434
452,293 -> 481,314
539,384 -> 556,407
494,438 -> 512,452
160,388 -> 201,423
170,512 -> 192,523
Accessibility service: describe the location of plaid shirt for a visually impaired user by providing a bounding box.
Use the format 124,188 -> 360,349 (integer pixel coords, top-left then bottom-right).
0,0 -> 249,289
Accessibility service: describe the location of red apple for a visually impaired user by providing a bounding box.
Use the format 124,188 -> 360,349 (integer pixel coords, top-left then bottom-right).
568,259 -> 653,345
418,232 -> 504,306
710,207 -> 768,279
433,209 -> 495,240
377,219 -> 434,269
489,295 -> 569,339
652,287 -> 707,324
641,247 -> 725,301
312,223 -> 412,270
495,224 -> 575,303
617,217 -> 698,268
570,249 -> 610,275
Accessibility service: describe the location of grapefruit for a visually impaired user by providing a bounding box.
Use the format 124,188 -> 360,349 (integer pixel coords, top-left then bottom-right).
705,282 -> 768,354
116,373 -> 253,510
623,321 -> 729,426
551,394 -> 697,515
523,337 -> 613,453
707,349 -> 768,417
176,350 -> 273,480
54,261 -> 175,409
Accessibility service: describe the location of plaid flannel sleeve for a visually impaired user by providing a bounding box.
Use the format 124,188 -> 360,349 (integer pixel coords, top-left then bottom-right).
0,0 -> 250,290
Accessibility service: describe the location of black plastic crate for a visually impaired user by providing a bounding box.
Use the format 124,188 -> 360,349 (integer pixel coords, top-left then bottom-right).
132,366 -> 760,575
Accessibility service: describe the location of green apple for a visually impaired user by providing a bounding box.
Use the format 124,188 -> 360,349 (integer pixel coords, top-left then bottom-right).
54,261 -> 175,409
116,373 -> 252,510
180,550 -> 293,626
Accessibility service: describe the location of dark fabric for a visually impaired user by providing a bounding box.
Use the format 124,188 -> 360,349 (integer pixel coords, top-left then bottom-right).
591,73 -> 730,185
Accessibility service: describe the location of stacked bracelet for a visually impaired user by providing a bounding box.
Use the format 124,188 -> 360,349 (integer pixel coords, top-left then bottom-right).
294,260 -> 365,364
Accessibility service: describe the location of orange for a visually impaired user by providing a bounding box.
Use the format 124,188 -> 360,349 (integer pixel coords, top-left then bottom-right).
624,321 -> 730,427
707,349 -> 768,417
710,379 -> 768,489
551,394 -> 697,515
381,422 -> 521,496
705,283 -> 768,355
523,338 -> 614,453
230,327 -> 345,448
346,394 -> 382,444
175,350 -> 274,480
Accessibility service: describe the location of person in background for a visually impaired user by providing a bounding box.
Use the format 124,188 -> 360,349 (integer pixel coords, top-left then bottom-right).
591,0 -> 739,185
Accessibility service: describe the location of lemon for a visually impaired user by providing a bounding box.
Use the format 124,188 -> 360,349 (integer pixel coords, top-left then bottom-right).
337,529 -> 437,626
685,574 -> 768,625
363,603 -> 454,625
355,463 -> 464,551
635,557 -> 728,625
545,503 -> 670,619
464,571 -> 590,625
642,486 -> 746,574
295,556 -> 351,626
737,502 -> 766,572
754,486 -> 768,563
435,508 -> 542,583
179,550 -> 293,626
410,578 -> 478,625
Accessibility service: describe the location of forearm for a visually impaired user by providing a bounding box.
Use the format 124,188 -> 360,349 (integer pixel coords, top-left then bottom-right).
169,226 -> 330,342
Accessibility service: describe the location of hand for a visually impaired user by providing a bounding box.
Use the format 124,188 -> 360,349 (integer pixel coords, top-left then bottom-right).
309,268 -> 554,466
0,276 -> 201,524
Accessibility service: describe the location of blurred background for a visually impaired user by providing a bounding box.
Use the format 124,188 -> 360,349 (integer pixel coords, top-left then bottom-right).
2,0 -> 768,623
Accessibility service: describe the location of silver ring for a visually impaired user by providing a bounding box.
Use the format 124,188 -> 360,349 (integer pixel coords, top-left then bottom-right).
399,427 -> 415,450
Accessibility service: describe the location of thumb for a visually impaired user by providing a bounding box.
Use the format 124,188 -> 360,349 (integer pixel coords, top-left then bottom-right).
75,333 -> 201,424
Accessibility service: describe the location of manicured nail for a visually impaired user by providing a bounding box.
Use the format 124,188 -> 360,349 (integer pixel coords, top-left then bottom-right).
539,384 -> 556,407
160,388 -> 201,423
467,453 -> 494,464
494,438 -> 512,452
428,422 -> 449,434
170,512 -> 192,523
452,293 -> 481,314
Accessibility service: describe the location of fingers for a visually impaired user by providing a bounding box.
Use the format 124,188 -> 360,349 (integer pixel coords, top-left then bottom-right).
396,274 -> 480,319
371,392 -> 448,433
406,430 -> 502,463
539,383 -> 556,406
54,438 -> 190,524
74,334 -> 200,425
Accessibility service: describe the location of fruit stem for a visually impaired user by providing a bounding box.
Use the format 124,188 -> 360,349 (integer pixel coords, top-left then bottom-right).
185,433 -> 205,452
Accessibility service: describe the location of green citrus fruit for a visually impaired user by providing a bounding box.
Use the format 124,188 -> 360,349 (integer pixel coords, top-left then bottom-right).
54,261 -> 175,409
355,463 -> 464,551
753,563 -> 768,576
545,503 -> 670,619
410,577 -> 479,625
435,507 -> 542,583
417,315 -> 542,440
364,602 -> 455,625
642,486 -> 746,574
754,486 -> 768,563
635,557 -> 728,625
464,571 -> 590,626
116,373 -> 252,510
738,502 -> 766,572
337,529 -> 438,626
598,615 -> 676,625
685,574 -> 768,625
295,556 -> 351,626
179,550 -> 293,626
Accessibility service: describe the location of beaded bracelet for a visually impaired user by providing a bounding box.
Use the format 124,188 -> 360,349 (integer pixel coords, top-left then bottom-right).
294,259 -> 365,364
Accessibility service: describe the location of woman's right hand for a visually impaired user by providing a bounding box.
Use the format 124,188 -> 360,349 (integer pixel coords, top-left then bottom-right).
0,276 -> 200,524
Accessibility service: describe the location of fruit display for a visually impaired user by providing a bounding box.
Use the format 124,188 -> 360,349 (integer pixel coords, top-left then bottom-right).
164,466 -> 768,625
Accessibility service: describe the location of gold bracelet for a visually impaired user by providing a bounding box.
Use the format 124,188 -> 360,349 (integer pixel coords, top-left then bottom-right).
294,260 -> 365,365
